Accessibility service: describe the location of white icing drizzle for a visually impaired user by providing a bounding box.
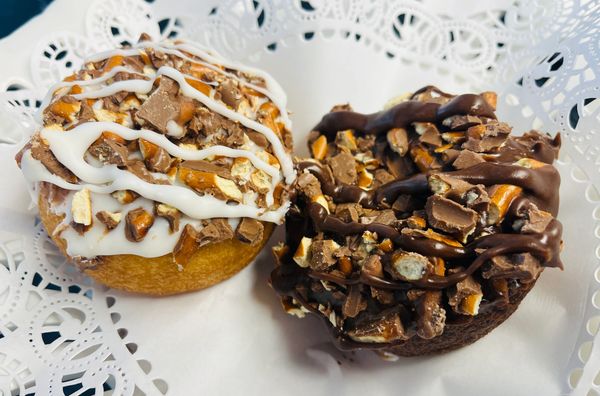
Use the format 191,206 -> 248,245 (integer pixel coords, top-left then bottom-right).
21,150 -> 288,223
41,122 -> 281,194
22,39 -> 295,259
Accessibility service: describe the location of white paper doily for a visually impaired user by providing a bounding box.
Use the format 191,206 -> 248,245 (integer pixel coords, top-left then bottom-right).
1,0 -> 600,395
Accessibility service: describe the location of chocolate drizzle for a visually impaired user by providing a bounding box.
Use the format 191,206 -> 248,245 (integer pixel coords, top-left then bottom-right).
271,86 -> 563,350
314,93 -> 496,138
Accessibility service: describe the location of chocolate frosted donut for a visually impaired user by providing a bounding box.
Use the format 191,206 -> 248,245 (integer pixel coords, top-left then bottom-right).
270,86 -> 562,356
16,36 -> 294,295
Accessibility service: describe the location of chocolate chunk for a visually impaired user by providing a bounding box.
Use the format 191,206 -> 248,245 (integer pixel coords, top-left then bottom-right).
335,203 -> 361,222
125,207 -> 154,242
122,55 -> 145,73
362,254 -> 383,277
429,173 -> 474,198
520,207 -> 553,234
78,100 -> 95,123
387,127 -> 409,155
482,253 -> 542,283
357,135 -> 375,152
447,270 -> 483,315
425,195 -> 478,240
88,136 -> 129,166
442,115 -> 482,130
342,285 -> 367,318
374,169 -> 395,186
197,218 -> 234,247
413,290 -> 446,339
295,172 -> 322,199
327,152 -> 357,185
180,159 -> 232,179
462,122 -> 511,152
102,96 -> 120,112
173,224 -> 199,266
29,134 -> 78,183
385,151 -> 416,179
145,146 -> 171,173
217,80 -> 241,109
309,240 -> 340,271
347,312 -> 408,343
147,48 -> 169,69
463,185 -> 490,212
235,218 -> 264,245
246,130 -> 269,148
416,123 -> 442,147
127,159 -> 169,184
136,77 -> 180,133
191,107 -> 245,147
392,194 -> 419,213
374,209 -> 397,225
440,148 -> 460,164
155,203 -> 180,233
452,149 -> 485,169
96,210 -> 121,230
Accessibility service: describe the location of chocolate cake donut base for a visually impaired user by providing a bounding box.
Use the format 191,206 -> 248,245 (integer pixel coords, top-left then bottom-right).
385,279 -> 534,356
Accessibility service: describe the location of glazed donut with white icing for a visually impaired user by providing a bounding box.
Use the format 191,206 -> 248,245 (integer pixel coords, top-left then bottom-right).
16,35 -> 295,295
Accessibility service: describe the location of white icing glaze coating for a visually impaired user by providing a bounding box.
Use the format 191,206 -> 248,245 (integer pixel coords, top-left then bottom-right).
21,39 -> 294,259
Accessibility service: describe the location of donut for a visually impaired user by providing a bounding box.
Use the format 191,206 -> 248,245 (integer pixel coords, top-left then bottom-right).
16,36 -> 294,295
270,86 -> 563,357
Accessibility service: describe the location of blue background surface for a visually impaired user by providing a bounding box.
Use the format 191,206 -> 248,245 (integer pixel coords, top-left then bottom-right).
0,0 -> 54,38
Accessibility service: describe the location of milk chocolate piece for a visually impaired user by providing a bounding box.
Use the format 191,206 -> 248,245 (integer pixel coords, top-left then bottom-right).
88,136 -> 129,166
29,135 -> 78,183
387,127 -> 409,155
217,80 -> 241,109
442,115 -> 482,130
392,194 -> 419,213
335,203 -> 361,222
246,130 -> 269,148
482,253 -> 542,282
412,290 -> 446,339
328,152 -> 357,185
374,169 -> 395,186
310,240 -> 339,271
96,210 -> 121,230
296,172 -> 322,199
342,285 -> 367,318
78,100 -> 95,123
447,270 -> 482,315
125,207 -> 154,242
235,218 -> 264,245
425,195 -> 478,240
362,254 -> 383,277
452,150 -> 485,169
155,203 -> 180,233
136,77 -> 180,133
463,122 -> 511,152
180,160 -> 232,179
145,146 -> 171,173
520,207 -> 553,234
127,159 -> 169,184
374,209 -> 397,225
197,218 -> 234,247
348,312 -> 408,343
418,124 -> 442,147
